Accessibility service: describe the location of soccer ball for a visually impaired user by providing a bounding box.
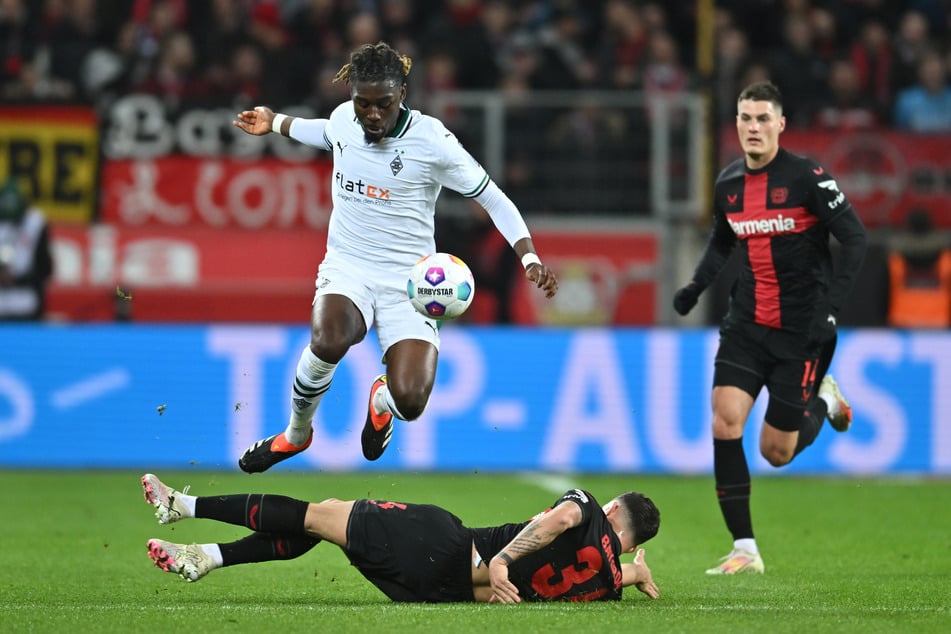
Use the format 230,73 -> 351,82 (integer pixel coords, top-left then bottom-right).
407,252 -> 475,320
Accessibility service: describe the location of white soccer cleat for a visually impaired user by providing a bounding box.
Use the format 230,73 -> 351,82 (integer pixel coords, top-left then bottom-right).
705,548 -> 765,575
147,539 -> 215,582
819,374 -> 852,432
141,473 -> 190,525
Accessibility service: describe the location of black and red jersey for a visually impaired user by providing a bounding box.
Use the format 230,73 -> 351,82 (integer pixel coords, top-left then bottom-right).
695,147 -> 867,333
470,489 -> 625,602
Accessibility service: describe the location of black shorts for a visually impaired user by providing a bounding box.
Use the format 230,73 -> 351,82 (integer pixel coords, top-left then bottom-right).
714,320 -> 836,431
344,499 -> 475,602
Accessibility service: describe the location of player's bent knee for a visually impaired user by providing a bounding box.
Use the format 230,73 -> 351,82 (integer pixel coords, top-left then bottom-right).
310,339 -> 350,363
761,445 -> 793,467
394,396 -> 427,421
390,388 -> 429,421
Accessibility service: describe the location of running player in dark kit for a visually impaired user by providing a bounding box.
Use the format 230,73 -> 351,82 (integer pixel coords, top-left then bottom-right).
673,80 -> 868,574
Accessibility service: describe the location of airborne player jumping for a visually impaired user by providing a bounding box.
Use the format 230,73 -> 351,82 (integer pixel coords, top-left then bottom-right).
232,42 -> 557,469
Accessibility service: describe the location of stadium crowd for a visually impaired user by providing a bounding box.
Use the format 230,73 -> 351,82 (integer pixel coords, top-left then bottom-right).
1,0 -> 950,132
2,0 -> 950,327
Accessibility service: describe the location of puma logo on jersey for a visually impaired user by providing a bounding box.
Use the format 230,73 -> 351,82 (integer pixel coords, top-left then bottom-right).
336,141 -> 347,154
728,214 -> 796,236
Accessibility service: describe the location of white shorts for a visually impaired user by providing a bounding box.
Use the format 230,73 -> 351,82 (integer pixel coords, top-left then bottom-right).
313,259 -> 440,357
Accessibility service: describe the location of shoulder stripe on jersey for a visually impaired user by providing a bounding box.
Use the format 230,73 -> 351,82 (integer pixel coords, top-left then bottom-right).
462,173 -> 490,198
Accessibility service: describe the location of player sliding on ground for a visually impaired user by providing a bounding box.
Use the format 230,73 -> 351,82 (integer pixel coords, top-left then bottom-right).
231,41 -> 558,470
141,473 -> 660,603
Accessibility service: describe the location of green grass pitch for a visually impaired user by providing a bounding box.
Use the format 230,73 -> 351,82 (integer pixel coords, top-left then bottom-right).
1,470 -> 948,633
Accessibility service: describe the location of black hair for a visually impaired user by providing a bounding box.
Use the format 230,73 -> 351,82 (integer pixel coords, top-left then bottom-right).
616,491 -> 660,545
738,80 -> 784,109
333,41 -> 412,85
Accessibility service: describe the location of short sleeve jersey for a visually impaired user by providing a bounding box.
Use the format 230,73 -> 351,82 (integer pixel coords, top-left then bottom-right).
317,101 -> 490,277
712,147 -> 856,332
470,489 -> 625,602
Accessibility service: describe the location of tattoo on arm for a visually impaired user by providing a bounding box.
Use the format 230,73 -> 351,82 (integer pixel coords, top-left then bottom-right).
506,524 -> 548,558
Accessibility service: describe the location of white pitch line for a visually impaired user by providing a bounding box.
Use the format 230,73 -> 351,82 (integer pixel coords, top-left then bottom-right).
50,369 -> 131,409
517,472 -> 579,495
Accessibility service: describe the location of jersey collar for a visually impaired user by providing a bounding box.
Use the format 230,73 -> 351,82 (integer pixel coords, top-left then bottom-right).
386,105 -> 411,139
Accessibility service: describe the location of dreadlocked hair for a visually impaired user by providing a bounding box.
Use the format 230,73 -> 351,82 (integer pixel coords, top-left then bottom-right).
333,41 -> 412,85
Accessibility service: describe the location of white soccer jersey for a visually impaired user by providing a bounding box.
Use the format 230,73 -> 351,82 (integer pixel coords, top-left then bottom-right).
293,102 -> 489,283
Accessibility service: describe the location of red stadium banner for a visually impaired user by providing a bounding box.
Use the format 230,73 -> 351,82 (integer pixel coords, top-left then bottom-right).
100,156 -> 334,230
48,225 -> 325,322
46,224 -> 658,324
511,229 -> 658,326
720,128 -> 951,228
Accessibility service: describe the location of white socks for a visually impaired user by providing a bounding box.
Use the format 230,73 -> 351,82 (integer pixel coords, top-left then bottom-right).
200,543 -> 224,568
819,391 -> 838,416
734,538 -> 759,555
374,381 -> 408,421
177,492 -> 197,517
284,347 -> 336,445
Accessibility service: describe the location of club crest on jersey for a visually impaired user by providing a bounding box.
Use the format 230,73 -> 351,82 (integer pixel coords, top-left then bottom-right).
770,187 -> 788,204
390,152 -> 404,176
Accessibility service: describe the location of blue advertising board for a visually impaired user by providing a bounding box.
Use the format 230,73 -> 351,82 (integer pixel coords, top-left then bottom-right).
0,324 -> 947,473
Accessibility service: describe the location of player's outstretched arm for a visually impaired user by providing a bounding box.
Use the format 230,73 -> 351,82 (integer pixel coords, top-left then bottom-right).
621,548 -> 659,599
472,185 -> 559,299
233,106 -> 276,136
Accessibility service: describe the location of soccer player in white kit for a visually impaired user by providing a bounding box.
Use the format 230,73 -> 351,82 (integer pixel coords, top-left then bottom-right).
232,42 -> 559,470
